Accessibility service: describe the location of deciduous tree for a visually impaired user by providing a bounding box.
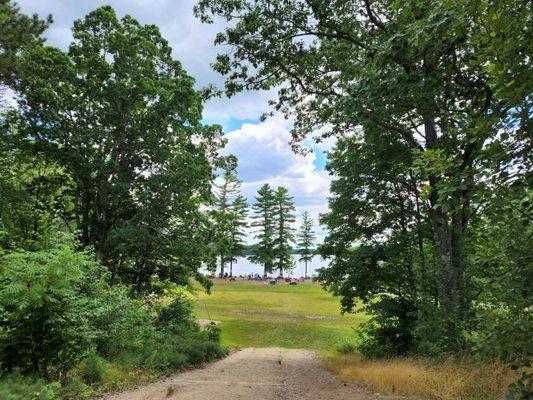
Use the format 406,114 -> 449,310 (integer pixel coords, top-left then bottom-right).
195,0 -> 531,350
0,0 -> 51,85
12,6 -> 223,291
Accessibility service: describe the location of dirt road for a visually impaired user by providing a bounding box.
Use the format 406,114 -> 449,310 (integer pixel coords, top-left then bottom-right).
102,348 -> 392,400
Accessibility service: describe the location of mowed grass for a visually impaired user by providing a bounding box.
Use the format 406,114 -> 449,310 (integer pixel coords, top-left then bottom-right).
193,279 -> 366,350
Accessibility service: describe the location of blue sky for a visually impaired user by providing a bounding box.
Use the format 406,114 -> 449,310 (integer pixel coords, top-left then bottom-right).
16,0 -> 333,241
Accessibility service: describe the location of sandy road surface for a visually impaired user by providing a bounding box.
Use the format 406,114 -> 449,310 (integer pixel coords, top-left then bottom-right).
102,348 -> 395,400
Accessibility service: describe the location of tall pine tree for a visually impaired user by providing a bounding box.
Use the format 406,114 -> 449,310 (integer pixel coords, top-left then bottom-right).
249,183 -> 276,277
273,186 -> 296,277
297,211 -> 315,279
213,164 -> 242,277
0,0 -> 51,85
227,194 -> 248,277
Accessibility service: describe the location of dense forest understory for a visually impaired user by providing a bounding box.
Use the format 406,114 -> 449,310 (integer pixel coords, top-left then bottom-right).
0,0 -> 531,399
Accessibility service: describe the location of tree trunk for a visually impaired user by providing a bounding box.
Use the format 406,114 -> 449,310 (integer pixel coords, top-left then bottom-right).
229,258 -> 233,277
219,255 -> 225,277
451,204 -> 468,318
305,259 -> 308,279
424,112 -> 469,340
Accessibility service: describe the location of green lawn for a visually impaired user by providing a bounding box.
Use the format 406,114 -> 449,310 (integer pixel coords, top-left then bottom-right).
192,280 -> 366,350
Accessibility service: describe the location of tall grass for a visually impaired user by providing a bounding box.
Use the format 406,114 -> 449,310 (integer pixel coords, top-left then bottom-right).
325,354 -> 519,400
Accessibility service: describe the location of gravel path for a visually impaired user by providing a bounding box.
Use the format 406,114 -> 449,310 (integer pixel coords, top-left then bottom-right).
102,348 -> 395,400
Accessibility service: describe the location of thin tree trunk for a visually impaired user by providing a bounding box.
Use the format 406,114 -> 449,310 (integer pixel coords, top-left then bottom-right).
432,208 -> 454,315
451,206 -> 467,317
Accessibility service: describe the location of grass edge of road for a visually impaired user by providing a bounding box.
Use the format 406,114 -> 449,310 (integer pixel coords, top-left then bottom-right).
323,352 -> 521,400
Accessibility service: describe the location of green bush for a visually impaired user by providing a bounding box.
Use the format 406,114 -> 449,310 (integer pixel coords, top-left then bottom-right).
336,340 -> 358,354
0,244 -> 100,375
205,322 -> 222,343
60,376 -> 93,400
142,345 -> 189,372
0,371 -> 61,400
91,285 -> 156,357
157,295 -> 194,328
79,353 -> 106,384
0,237 -> 226,393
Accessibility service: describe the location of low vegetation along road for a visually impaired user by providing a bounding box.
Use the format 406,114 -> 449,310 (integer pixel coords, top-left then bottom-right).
103,281 -> 390,399
103,348 -> 386,400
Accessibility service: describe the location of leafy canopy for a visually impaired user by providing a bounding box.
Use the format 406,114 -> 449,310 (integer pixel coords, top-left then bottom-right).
12,6 -> 223,290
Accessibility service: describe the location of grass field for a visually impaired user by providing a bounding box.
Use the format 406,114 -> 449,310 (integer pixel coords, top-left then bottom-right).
191,279 -> 517,400
192,279 -> 366,350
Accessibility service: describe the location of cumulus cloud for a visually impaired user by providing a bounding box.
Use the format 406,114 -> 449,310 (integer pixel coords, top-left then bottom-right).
223,116 -> 331,241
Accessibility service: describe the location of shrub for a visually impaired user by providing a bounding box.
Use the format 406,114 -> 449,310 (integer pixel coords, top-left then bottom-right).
91,285 -> 156,357
336,339 -> 358,354
79,353 -> 106,384
142,345 -> 189,372
60,376 -> 93,399
205,322 -> 222,343
0,244 -> 100,375
0,371 -> 61,400
0,238 -> 226,392
157,295 -> 194,329
140,334 -> 225,372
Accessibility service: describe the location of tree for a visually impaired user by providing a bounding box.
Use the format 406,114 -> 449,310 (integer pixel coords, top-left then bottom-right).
297,211 -> 315,279
212,163 -> 242,277
249,183 -> 276,277
195,0 -> 531,350
12,6 -> 223,291
0,0 -> 51,86
0,2 -> 56,250
318,132 -> 428,356
227,194 -> 248,276
273,186 -> 296,277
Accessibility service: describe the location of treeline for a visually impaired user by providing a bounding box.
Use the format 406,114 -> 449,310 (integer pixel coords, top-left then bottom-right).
196,0 -> 531,397
0,3 -> 226,398
208,164 -> 316,278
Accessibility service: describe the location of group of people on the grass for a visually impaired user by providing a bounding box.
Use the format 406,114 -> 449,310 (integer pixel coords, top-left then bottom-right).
213,272 -> 307,285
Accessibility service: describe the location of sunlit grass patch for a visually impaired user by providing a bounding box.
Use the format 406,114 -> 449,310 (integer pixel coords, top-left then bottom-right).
193,280 -> 367,350
324,353 -> 519,400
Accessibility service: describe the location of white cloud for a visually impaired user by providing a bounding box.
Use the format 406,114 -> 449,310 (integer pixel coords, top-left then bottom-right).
223,116 -> 331,242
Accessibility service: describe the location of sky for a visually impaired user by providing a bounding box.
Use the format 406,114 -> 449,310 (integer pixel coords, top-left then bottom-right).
16,0 -> 334,242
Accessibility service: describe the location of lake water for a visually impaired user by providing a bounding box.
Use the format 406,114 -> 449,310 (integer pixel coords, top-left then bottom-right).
207,255 -> 328,278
